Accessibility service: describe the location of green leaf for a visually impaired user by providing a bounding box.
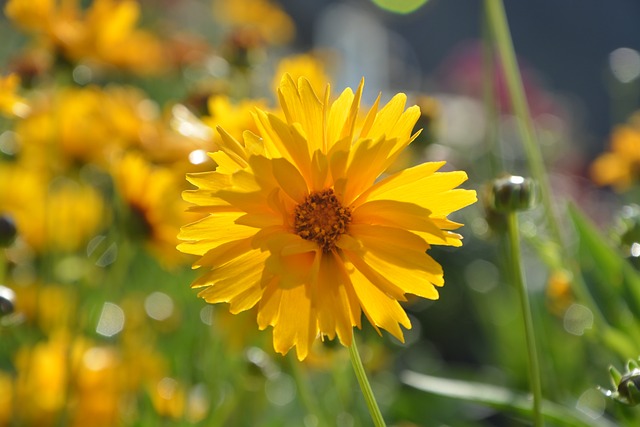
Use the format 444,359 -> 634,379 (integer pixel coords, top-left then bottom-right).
568,204 -> 640,323
401,371 -> 617,427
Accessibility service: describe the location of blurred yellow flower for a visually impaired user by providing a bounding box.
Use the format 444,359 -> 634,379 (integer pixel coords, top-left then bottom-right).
11,85 -> 189,171
14,333 -> 69,426
111,152 -> 192,265
0,371 -> 12,427
0,73 -> 30,118
0,167 -> 104,253
71,345 -> 123,427
179,75 -> 477,360
150,377 -> 186,420
213,0 -> 295,45
202,94 -> 267,147
591,123 -> 640,191
272,54 -> 331,96
5,0 -> 165,74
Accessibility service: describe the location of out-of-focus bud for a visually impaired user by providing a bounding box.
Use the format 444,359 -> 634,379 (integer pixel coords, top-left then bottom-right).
490,175 -> 537,213
0,214 -> 17,247
0,285 -> 16,317
612,204 -> 640,269
600,359 -> 640,405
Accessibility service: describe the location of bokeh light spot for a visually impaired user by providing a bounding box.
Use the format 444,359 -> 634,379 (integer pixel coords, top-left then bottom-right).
199,306 -> 213,325
189,149 -> 209,165
144,291 -> 174,321
96,302 -> 125,337
576,388 -> 606,419
610,47 -> 640,83
563,304 -> 593,336
465,259 -> 499,293
371,0 -> 429,14
72,65 -> 93,85
83,347 -> 114,371
264,373 -> 296,406
158,377 -> 179,400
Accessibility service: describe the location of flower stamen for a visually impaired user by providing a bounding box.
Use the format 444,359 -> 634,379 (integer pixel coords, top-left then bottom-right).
294,188 -> 351,253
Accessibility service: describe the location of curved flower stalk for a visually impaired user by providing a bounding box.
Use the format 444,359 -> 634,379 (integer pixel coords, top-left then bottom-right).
178,74 -> 477,360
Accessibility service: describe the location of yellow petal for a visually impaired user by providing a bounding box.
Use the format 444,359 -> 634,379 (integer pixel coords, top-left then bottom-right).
313,252 -> 358,344
193,237 -> 253,269
341,136 -> 396,205
271,157 -> 309,204
344,256 -> 410,341
326,87 -> 355,148
341,248 -> 406,301
353,200 -> 453,244
177,213 -> 255,255
195,249 -> 268,313
350,226 -> 443,295
271,283 -> 317,360
366,92 -> 406,138
216,126 -> 249,167
297,77 -> 325,154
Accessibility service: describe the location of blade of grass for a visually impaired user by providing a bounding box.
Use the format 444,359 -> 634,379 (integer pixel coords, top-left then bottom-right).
401,371 -> 617,427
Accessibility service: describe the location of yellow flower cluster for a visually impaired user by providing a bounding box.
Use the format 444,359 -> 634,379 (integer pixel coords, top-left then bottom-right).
5,0 -> 165,74
0,0 -> 479,424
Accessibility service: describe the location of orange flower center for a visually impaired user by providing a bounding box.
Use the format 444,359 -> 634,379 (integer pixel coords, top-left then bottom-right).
294,189 -> 351,253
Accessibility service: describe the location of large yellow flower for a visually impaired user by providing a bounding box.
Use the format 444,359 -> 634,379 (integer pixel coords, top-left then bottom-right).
178,75 -> 477,360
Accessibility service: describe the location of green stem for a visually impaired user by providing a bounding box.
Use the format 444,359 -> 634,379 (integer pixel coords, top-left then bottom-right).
485,0 -> 632,360
348,338 -> 386,427
507,212 -> 543,427
484,0 -> 561,246
481,4 -> 502,176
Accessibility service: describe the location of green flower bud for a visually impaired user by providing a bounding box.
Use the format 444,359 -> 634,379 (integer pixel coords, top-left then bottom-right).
617,369 -> 640,405
601,360 -> 640,405
0,214 -> 17,248
490,175 -> 537,213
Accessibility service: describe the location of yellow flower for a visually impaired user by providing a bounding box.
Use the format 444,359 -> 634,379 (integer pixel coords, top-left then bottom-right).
0,73 -> 30,118
14,333 -> 69,426
202,94 -> 267,147
213,0 -> 295,45
178,75 -> 477,360
591,124 -> 640,191
111,152 -> 193,265
0,166 -> 105,253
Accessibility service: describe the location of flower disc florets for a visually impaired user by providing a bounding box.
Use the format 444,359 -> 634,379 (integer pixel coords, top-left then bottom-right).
294,188 -> 351,253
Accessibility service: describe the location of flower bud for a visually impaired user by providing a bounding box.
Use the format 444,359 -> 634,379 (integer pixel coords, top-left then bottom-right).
490,175 -> 537,213
0,285 -> 16,317
0,214 -> 17,248
601,360 -> 640,405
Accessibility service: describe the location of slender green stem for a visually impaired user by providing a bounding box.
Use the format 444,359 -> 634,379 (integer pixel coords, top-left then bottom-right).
484,0 -> 561,246
481,4 -> 502,177
507,212 -> 543,427
484,0 -> 636,358
348,338 -> 386,427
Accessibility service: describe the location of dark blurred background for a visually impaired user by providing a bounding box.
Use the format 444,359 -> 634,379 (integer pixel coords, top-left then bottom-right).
280,0 -> 640,160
